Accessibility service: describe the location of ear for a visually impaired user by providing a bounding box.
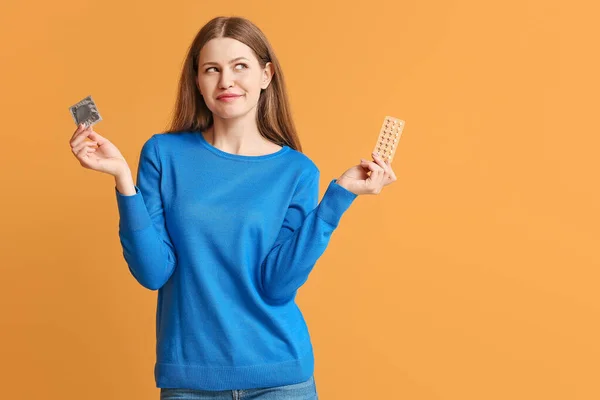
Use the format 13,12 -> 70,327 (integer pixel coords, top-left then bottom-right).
261,62 -> 274,90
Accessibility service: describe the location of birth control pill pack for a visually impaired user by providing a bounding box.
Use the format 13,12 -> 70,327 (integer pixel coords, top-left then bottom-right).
373,116 -> 405,162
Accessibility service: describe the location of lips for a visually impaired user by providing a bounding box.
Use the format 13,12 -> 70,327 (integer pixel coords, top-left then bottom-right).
217,94 -> 243,99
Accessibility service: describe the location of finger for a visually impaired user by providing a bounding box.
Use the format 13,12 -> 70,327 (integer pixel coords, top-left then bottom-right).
81,147 -> 98,162
70,123 -> 87,142
371,152 -> 390,174
373,153 -> 395,187
72,141 -> 98,158
369,154 -> 386,191
71,126 -> 95,149
378,169 -> 386,187
366,167 -> 383,193
359,159 -> 384,173
366,158 -> 387,194
86,129 -> 106,146
76,142 -> 96,160
373,165 -> 385,188
384,159 -> 397,184
72,140 -> 98,155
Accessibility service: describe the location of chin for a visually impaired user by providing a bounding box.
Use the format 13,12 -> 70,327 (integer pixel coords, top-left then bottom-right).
210,103 -> 258,119
211,109 -> 250,120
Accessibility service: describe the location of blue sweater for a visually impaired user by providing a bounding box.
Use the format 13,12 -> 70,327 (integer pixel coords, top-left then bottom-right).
115,131 -> 357,390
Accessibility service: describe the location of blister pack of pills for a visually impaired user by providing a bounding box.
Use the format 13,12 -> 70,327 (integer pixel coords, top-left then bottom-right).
373,116 -> 404,162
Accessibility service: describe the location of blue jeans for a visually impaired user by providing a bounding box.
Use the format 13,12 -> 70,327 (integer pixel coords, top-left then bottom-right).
160,375 -> 318,400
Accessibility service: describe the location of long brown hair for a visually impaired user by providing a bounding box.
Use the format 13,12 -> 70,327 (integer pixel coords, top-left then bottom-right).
163,16 -> 303,152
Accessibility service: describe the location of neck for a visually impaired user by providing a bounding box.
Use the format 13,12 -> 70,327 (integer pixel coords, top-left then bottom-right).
205,113 -> 270,155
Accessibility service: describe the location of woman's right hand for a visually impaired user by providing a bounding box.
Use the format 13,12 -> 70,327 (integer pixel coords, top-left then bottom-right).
69,123 -> 129,177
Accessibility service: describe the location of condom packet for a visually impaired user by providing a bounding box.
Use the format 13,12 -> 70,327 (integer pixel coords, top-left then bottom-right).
69,95 -> 103,128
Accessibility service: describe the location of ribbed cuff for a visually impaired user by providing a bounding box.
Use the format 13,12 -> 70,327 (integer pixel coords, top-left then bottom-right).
115,185 -> 152,231
316,179 -> 357,227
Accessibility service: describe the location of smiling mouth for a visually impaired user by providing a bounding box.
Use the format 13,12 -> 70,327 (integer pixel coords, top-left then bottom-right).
217,94 -> 243,101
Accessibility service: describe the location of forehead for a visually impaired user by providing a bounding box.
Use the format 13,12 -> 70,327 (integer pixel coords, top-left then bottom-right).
199,37 -> 255,62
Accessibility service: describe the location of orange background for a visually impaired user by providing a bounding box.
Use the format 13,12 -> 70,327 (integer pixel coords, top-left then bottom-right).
1,0 -> 599,399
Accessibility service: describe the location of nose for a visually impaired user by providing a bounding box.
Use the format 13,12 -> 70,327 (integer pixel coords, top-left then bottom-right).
218,69 -> 235,89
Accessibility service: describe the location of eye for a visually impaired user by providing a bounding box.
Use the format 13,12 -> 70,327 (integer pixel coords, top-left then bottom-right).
204,63 -> 248,73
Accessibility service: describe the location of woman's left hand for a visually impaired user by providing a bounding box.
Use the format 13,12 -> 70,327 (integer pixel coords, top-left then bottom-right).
335,152 -> 397,195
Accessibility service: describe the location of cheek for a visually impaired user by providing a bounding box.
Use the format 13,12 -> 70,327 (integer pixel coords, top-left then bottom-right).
198,78 -> 211,90
238,74 -> 262,91
197,75 -> 216,90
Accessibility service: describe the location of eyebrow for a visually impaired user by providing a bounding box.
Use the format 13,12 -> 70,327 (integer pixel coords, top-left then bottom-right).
201,57 -> 249,67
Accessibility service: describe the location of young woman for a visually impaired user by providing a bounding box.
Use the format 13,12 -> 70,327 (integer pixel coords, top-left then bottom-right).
69,15 -> 397,400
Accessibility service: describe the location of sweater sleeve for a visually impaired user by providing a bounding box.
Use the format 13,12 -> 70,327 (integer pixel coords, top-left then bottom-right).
259,168 -> 358,303
114,135 -> 177,290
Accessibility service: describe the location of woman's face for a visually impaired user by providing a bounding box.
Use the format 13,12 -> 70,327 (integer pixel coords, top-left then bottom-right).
196,37 -> 273,120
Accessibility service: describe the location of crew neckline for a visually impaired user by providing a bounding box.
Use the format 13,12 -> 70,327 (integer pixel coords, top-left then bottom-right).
196,131 -> 290,161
